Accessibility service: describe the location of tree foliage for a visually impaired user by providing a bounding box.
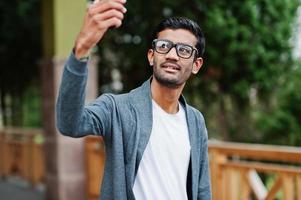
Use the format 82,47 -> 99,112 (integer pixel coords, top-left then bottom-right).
0,0 -> 42,126
257,64 -> 301,146
97,0 -> 300,142
1,0 -> 300,145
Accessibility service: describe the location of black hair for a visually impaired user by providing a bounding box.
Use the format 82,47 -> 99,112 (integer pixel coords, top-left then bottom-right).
151,16 -> 205,58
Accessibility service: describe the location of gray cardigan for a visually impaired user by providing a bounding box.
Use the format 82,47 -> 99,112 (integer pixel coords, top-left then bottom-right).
56,53 -> 211,200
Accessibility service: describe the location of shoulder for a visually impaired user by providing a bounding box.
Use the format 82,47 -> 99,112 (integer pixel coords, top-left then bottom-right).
101,92 -> 131,104
88,92 -> 131,109
90,80 -> 149,109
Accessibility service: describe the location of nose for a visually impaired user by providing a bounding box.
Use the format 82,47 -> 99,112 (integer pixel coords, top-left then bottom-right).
165,47 -> 179,60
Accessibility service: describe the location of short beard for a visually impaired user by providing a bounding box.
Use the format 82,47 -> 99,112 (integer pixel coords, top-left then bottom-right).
153,72 -> 183,89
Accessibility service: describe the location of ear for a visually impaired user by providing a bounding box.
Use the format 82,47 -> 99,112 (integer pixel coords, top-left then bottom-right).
147,49 -> 154,66
192,57 -> 203,74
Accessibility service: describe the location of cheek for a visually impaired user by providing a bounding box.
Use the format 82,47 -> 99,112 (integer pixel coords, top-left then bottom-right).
181,60 -> 194,71
152,56 -> 158,66
153,55 -> 163,65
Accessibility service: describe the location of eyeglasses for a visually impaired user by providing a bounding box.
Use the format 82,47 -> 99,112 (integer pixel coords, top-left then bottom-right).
152,39 -> 198,59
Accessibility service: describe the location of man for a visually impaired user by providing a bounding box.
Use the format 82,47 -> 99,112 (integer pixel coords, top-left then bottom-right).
56,0 -> 211,199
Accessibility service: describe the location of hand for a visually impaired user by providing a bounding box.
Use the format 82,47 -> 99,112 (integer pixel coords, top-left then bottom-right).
74,0 -> 127,59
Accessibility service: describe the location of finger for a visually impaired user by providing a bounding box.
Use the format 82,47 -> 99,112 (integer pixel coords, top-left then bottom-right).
94,9 -> 124,21
91,1 -> 127,14
90,1 -> 127,15
93,0 -> 126,6
96,17 -> 122,30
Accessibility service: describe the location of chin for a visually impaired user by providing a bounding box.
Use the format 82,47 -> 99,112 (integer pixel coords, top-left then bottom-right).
155,76 -> 183,88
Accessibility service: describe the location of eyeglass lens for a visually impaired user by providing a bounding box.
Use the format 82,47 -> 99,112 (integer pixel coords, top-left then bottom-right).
154,40 -> 194,58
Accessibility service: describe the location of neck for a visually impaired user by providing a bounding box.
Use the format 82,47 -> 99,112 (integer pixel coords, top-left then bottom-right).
151,78 -> 185,114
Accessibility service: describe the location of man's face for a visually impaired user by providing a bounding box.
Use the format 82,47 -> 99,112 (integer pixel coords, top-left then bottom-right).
148,28 -> 203,88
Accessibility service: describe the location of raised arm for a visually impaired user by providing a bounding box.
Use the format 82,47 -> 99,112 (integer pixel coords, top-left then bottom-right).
56,0 -> 126,137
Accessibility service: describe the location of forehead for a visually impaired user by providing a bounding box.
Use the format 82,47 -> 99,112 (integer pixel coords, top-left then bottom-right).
157,29 -> 197,46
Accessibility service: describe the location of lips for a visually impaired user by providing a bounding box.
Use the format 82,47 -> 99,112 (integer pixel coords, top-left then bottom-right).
161,62 -> 181,71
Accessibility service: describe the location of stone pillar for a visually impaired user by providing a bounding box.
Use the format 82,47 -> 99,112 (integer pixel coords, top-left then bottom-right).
40,0 -> 98,199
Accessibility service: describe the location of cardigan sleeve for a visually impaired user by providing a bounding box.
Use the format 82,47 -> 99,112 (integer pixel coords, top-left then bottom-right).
56,52 -> 113,137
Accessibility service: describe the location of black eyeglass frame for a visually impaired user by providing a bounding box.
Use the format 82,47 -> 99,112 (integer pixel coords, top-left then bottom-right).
152,39 -> 199,59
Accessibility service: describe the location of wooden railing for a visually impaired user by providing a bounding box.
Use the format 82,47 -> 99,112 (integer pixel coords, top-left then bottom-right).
1,128 -> 300,200
209,140 -> 301,200
85,138 -> 301,200
85,136 -> 105,200
0,128 -> 45,186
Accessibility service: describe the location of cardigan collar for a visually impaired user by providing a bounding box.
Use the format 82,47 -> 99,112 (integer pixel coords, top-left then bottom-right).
129,77 -> 199,197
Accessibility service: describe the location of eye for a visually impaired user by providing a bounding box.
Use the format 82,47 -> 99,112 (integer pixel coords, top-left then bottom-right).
157,41 -> 170,49
178,45 -> 192,55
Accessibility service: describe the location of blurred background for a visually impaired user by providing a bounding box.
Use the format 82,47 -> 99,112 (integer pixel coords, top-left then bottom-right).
0,0 -> 301,200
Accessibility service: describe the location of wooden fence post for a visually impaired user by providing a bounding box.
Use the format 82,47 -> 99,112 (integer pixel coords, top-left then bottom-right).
85,137 -> 105,200
2,133 -> 11,178
210,149 -> 227,200
297,175 -> 301,200
20,134 -> 31,180
282,173 -> 294,200
241,170 -> 251,200
0,131 -> 4,177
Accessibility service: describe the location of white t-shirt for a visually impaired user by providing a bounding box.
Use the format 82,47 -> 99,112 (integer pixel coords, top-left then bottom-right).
133,100 -> 191,200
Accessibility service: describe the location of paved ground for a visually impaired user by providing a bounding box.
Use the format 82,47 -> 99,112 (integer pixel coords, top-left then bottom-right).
0,177 -> 45,200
